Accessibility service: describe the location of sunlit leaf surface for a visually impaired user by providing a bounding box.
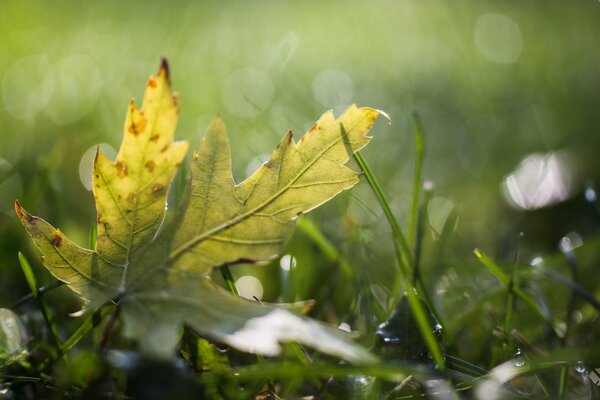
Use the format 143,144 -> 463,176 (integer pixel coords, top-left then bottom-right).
15,60 -> 385,363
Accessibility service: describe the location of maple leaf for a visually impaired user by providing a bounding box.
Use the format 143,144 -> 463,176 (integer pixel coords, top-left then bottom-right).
15,60 -> 386,363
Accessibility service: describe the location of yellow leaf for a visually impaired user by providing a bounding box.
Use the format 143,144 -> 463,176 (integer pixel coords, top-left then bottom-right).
15,60 -> 385,363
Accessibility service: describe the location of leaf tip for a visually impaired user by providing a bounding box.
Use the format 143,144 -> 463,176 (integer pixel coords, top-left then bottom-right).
375,108 -> 391,124
159,57 -> 171,83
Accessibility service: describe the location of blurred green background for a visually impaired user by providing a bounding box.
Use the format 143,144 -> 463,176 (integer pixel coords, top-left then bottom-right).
1,0 -> 600,372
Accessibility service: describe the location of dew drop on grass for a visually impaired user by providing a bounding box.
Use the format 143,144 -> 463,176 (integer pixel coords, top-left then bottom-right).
513,349 -> 526,367
575,361 -> 587,374
338,322 -> 351,332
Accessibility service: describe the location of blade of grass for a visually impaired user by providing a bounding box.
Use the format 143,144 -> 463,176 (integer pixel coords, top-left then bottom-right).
220,266 -> 239,297
558,365 -> 568,399
520,349 -> 550,397
560,246 -> 579,348
408,113 -> 425,247
503,233 -> 523,345
18,252 -> 63,352
413,182 -> 431,285
474,249 -> 557,335
89,224 -> 97,251
540,269 -> 600,311
353,151 -> 445,372
9,280 -> 64,309
36,304 -> 112,372
412,183 -> 437,317
353,153 -> 412,277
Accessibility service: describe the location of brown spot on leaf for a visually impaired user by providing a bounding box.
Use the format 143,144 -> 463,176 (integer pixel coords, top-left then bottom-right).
150,134 -> 160,142
128,117 -> 147,135
152,183 -> 164,193
148,78 -> 157,88
127,193 -> 136,203
97,213 -> 102,223
160,144 -> 170,153
116,160 -> 128,177
51,232 -> 63,247
145,160 -> 156,172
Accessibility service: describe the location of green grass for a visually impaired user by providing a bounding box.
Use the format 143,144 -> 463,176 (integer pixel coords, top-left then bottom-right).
1,1 -> 600,398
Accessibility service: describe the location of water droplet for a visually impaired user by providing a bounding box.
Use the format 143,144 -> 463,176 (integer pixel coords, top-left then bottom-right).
530,256 -> 544,267
338,322 -> 351,332
585,187 -> 597,203
559,232 -> 583,254
575,361 -> 587,374
513,349 -> 526,367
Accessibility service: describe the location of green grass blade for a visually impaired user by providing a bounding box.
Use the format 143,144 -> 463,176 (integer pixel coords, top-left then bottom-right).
36,305 -> 111,372
18,252 -> 63,351
220,266 -> 239,297
297,218 -> 339,262
474,249 -> 556,330
558,365 -> 568,399
408,113 -> 425,247
503,234 -> 523,344
413,183 -> 432,285
540,269 -> 600,311
9,281 -> 64,309
353,151 -> 445,371
89,224 -> 97,251
353,152 -> 412,274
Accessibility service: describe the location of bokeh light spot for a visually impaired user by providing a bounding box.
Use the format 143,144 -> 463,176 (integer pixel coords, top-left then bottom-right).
235,275 -> 264,301
2,56 -> 54,120
311,69 -> 354,111
474,13 -> 523,65
502,151 -> 574,210
79,144 -> 117,191
45,55 -> 103,125
0,157 -> 23,213
279,255 -> 297,272
245,153 -> 270,178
